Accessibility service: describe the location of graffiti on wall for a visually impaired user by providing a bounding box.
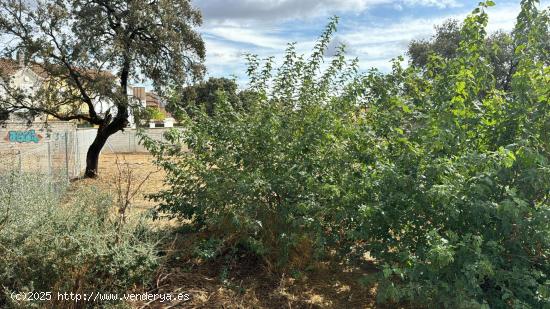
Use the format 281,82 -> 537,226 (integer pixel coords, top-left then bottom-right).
4,130 -> 43,143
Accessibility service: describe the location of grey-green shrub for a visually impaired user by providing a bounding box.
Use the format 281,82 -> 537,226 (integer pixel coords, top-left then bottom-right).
0,173 -> 159,308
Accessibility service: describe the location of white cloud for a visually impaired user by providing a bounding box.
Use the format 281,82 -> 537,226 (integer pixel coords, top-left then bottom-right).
203,40 -> 245,75
197,0 -> 391,24
196,0 -> 469,25
402,0 -> 461,9
204,27 -> 289,49
200,0 -> 550,83
337,1 -> 547,72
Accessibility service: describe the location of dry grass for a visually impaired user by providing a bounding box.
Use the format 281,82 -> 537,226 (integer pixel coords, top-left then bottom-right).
135,231 -> 379,309
75,153 -> 166,210
72,153 -> 379,309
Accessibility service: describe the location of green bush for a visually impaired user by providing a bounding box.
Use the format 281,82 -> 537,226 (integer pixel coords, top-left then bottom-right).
144,1 -> 549,307
143,17 -> 368,271
0,173 -> 159,308
357,2 -> 550,307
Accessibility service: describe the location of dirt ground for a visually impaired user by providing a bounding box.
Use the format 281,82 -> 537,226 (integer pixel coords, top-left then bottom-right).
75,153 -> 166,210
73,153 -> 379,309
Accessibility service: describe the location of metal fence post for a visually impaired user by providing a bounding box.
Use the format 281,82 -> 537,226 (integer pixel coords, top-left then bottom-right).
65,131 -> 69,182
47,141 -> 52,178
76,130 -> 80,176
18,150 -> 22,174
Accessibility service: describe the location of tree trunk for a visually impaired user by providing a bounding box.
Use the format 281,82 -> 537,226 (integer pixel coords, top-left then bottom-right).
84,58 -> 130,178
84,128 -> 111,178
84,109 -> 129,178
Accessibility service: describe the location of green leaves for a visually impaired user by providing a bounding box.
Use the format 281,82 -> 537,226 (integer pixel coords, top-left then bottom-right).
145,17 -> 369,272
145,2 -> 550,307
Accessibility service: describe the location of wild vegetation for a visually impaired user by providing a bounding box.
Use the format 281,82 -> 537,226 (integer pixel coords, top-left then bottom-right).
0,172 -> 159,308
0,0 -> 548,308
143,1 -> 550,307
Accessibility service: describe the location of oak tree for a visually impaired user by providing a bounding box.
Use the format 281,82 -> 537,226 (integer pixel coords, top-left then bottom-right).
0,0 -> 205,177
166,77 -> 247,120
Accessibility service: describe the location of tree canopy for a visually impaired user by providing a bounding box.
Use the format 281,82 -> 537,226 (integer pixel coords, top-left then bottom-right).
0,0 -> 205,177
407,11 -> 549,91
166,77 -> 259,121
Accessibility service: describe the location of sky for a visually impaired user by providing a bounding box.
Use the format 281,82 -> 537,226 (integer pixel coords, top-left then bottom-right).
195,0 -> 550,85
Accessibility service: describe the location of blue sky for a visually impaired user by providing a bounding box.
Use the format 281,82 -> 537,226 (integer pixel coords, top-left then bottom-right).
195,0 -> 549,85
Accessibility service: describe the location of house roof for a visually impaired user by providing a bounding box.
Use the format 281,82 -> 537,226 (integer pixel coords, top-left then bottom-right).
0,59 -> 19,75
145,92 -> 172,117
0,58 -> 113,80
0,59 -> 49,79
146,92 -> 161,107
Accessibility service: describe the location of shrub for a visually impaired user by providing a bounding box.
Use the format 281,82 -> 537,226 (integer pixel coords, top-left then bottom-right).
143,17 -> 367,271
144,1 -> 549,307
0,173 -> 159,308
357,1 -> 550,307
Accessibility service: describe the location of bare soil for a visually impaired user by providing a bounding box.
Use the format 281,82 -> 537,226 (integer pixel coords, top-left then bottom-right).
75,153 -> 166,209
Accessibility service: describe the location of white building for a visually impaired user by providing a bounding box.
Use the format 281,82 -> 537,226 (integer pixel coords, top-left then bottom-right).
0,58 -> 46,122
0,56 -> 147,127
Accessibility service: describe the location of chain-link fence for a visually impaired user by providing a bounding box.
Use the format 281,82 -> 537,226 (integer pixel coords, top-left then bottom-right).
0,129 -> 95,182
0,127 -> 175,182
